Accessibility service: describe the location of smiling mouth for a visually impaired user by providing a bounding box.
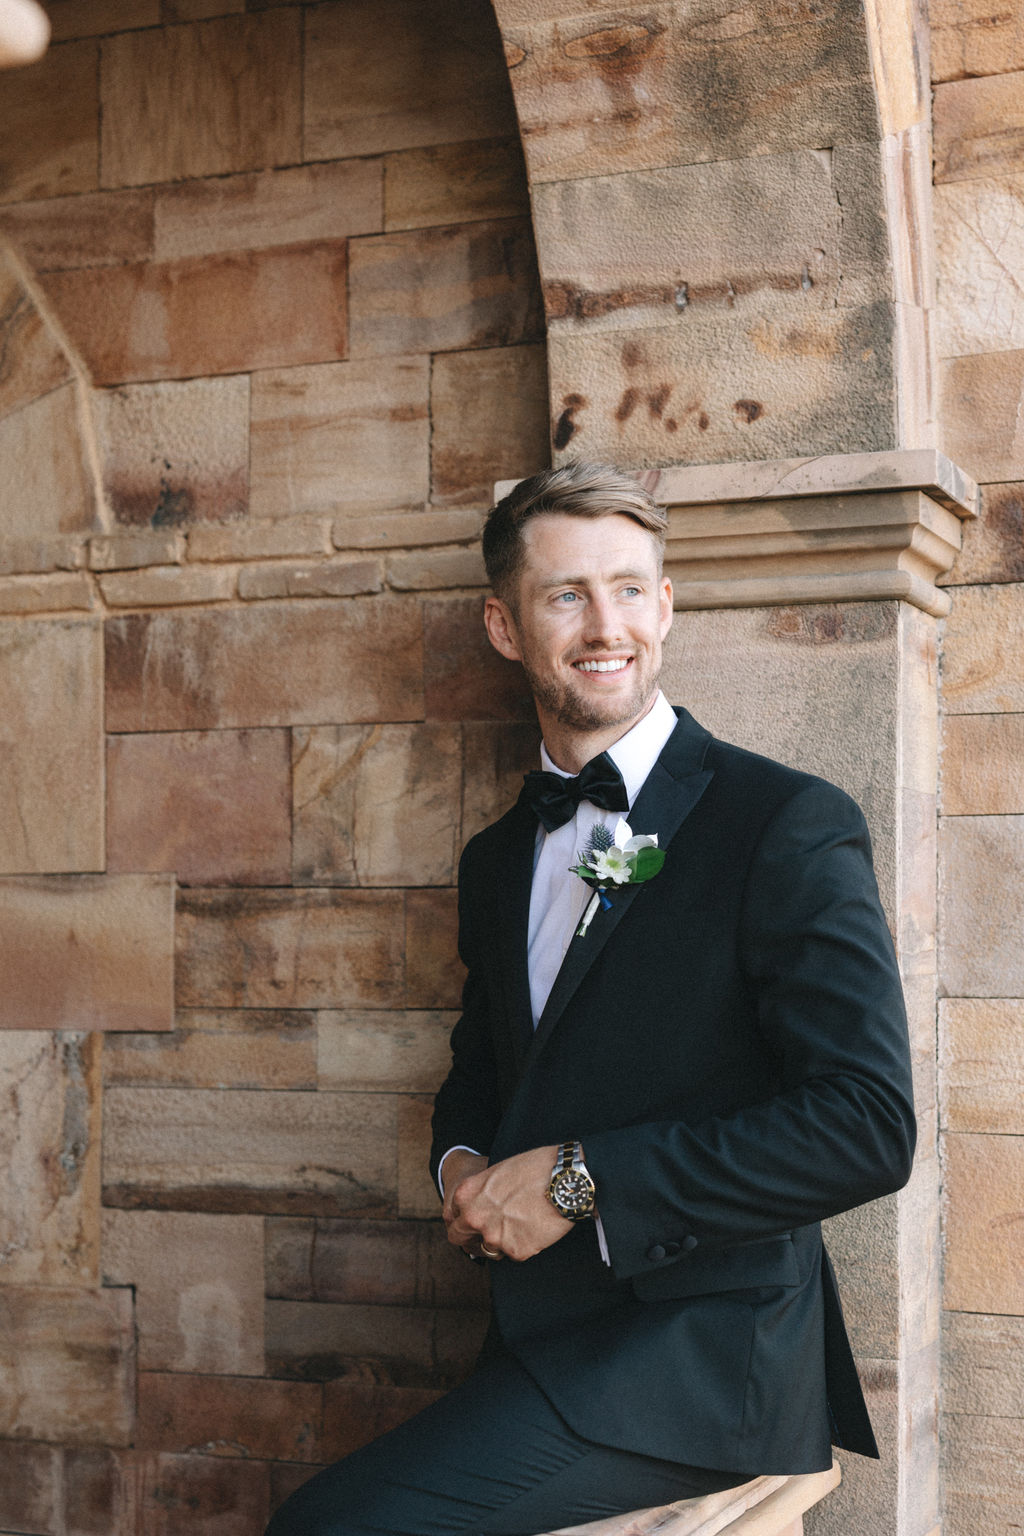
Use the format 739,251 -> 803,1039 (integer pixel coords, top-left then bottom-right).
573,657 -> 632,674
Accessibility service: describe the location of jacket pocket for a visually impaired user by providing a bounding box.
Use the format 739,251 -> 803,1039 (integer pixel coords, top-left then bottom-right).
630,1233 -> 800,1302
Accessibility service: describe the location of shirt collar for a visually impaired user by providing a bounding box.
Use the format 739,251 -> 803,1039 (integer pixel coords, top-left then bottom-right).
539,691 -> 677,809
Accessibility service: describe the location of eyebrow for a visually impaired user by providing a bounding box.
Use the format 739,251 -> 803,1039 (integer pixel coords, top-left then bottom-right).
537,568 -> 652,591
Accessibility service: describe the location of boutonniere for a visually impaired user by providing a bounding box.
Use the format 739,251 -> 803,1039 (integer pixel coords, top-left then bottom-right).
570,817 -> 666,937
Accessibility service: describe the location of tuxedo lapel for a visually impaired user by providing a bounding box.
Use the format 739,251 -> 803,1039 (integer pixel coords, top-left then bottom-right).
525,710 -> 714,1065
493,797 -> 538,1073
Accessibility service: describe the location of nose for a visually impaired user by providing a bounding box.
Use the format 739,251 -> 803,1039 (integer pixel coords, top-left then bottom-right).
582,589 -> 622,647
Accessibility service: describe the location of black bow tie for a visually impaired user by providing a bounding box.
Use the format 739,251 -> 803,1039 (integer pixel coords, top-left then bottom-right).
520,751 -> 629,833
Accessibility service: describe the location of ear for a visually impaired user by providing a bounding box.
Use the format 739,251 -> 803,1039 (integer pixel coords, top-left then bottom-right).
659,576 -> 673,639
484,595 -> 523,662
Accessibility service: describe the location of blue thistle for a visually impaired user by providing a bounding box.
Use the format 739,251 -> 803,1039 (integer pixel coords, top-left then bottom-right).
585,824 -> 615,857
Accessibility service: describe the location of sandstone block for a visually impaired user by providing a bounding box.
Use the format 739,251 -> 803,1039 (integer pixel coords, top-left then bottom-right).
0,571 -> 94,615
934,72 -> 1024,184
322,1382 -> 443,1459
164,0 -> 245,18
105,597 -> 423,731
430,345 -> 549,505
0,1285 -> 134,1444
0,382 -> 97,545
176,888 -> 406,1010
941,584 -> 1024,712
931,0 -> 1024,83
423,595 -> 535,722
269,1463 -> 318,1513
941,714 -> 1024,814
0,874 -> 175,1031
98,565 -> 237,608
265,1215 -> 487,1309
90,530 -> 184,571
95,375 -> 249,528
334,508 -> 484,551
292,724 -> 462,887
138,1373 -> 321,1463
942,481 -> 1024,587
0,1032 -> 100,1286
318,1010 -> 456,1094
935,178 -> 1024,359
944,1132 -> 1024,1314
189,517 -> 329,563
47,0 -> 158,40
103,1088 -> 399,1216
106,728 -> 292,886
505,7 -> 877,184
940,999 -> 1024,1135
0,39 -> 98,205
250,357 -> 429,519
944,1311 -> 1024,1416
102,1209 -> 264,1374
0,535 -> 83,577
940,349 -> 1024,484
61,1445 -> 135,1536
940,816 -> 1024,996
0,618 -> 102,876
398,1094 -> 441,1218
384,137 -> 529,232
41,241 -> 347,385
237,559 -> 382,601
0,1441 -> 58,1536
100,11 -> 300,186
103,1009 -> 317,1092
348,218 -> 544,358
304,0 -> 516,161
154,159 -> 382,262
0,187 -> 153,272
387,548 -> 488,591
0,257 -> 73,419
461,721 -> 540,843
265,1297 -> 487,1386
137,1452 -> 271,1536
405,889 -> 463,1009
944,1411 -> 1024,1534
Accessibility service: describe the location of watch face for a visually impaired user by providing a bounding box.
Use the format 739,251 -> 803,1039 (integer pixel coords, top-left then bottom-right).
553,1169 -> 594,1213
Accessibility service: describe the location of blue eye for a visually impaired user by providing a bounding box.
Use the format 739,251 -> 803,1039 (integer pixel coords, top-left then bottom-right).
555,592 -> 579,603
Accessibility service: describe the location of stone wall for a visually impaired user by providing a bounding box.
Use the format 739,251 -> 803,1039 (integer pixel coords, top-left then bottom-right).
0,4 -> 548,1530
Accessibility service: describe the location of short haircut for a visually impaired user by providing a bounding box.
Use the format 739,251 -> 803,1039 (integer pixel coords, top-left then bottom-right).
482,461 -> 668,605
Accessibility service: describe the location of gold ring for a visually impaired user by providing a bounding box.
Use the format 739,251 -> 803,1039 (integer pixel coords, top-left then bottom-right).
480,1243 -> 503,1260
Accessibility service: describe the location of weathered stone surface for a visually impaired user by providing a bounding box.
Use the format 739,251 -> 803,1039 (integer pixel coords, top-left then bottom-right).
934,71 -> 1024,184
943,1132 -> 1024,1314
269,1462 -> 319,1513
931,0 -> 1024,83
102,1209 -> 263,1373
334,508 -> 483,551
942,481 -> 1024,587
0,1440 -> 58,1536
41,242 -> 348,385
0,187 -> 154,272
100,11 -> 301,186
430,345 -> 549,504
941,584 -> 1024,712
0,874 -> 175,1031
944,1311 -> 1024,1417
423,595 -> 535,722
941,349 -> 1024,484
176,889 -> 406,1010
944,1411 -> 1024,1535
136,1452 -> 271,1536
546,299 -> 897,468
0,1285 -> 134,1444
98,565 -> 236,607
405,889 -> 463,1009
265,1297 -> 487,1386
398,1093 -> 440,1218
504,6 -> 877,185
0,618 -> 103,875
189,517 -> 330,563
318,1011 -> 456,1093
95,375 -> 249,528
461,721 -> 540,843
89,530 -> 184,571
237,559 -> 382,601
106,728 -> 291,886
62,1445 -> 135,1536
321,1382 -> 444,1458
348,219 -> 544,358
164,0 -> 245,18
293,724 -> 462,887
935,178 -> 1024,359
154,159 -> 382,261
137,1371 -> 322,1462
0,382 -> 98,544
0,259 -> 73,419
941,714 -> 1024,814
304,0 -> 517,161
387,549 -> 488,590
103,1088 -> 398,1216
103,1009 -> 316,1091
0,39 -> 98,205
0,1032 -> 100,1285
265,1215 -> 487,1308
384,136 -> 529,232
105,597 -> 423,732
940,999 -> 1024,1135
47,0 -> 158,39
250,357 -> 429,519
940,817 -> 1024,996
0,535 -> 83,577
0,571 -> 94,616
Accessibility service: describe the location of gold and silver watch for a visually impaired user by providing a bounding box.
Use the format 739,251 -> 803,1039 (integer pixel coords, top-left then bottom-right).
546,1140 -> 596,1221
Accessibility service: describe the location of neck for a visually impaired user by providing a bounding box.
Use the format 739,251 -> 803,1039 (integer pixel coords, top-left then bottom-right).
539,693 -> 659,775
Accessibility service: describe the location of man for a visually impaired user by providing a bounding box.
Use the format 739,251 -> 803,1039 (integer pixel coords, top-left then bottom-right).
267,462 -> 916,1536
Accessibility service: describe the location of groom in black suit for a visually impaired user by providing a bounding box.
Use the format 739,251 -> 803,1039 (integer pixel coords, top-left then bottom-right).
266,463 -> 916,1536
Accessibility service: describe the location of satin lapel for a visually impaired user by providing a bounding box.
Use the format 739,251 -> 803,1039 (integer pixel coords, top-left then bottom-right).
526,712 -> 714,1066
493,798 -> 538,1073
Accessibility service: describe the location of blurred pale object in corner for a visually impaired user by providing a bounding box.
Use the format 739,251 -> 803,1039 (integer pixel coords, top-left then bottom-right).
0,0 -> 48,67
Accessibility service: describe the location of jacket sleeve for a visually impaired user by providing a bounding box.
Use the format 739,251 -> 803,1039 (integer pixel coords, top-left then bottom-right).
583,780 -> 917,1281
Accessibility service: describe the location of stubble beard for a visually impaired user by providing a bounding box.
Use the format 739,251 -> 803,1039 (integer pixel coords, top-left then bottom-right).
523,655 -> 661,735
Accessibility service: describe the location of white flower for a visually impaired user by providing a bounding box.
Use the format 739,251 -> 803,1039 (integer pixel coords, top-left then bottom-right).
612,817 -> 658,855
588,845 -> 633,884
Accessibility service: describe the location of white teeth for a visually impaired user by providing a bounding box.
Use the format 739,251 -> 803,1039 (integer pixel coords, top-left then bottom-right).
576,659 -> 629,673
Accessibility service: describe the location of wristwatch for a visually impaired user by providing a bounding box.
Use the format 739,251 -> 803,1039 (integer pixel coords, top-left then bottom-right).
546,1140 -> 596,1221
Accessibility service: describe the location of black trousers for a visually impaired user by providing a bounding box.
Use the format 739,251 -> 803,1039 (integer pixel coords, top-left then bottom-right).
265,1350 -> 748,1536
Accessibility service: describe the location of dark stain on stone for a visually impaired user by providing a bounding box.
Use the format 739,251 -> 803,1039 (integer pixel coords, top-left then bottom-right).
615,387 -> 640,423
973,484 -> 1024,582
665,418 -> 678,432
733,399 -> 764,423
621,340 -> 645,370
765,604 -> 896,645
152,477 -> 193,528
57,1033 -> 91,1198
545,269 -> 808,326
647,384 -> 672,419
698,412 -> 710,430
553,393 -> 586,449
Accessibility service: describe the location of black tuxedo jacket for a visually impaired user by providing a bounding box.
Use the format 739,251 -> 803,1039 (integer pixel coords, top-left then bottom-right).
430,708 -> 915,1475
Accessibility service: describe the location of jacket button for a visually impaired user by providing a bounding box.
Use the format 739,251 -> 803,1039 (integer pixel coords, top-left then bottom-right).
647,1244 -> 667,1262
663,1240 -> 681,1256
682,1235 -> 698,1252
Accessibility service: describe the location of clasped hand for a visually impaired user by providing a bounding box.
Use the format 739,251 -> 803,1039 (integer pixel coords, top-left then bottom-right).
442,1144 -> 570,1263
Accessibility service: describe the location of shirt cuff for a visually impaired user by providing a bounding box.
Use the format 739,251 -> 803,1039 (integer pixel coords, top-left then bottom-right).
437,1145 -> 482,1199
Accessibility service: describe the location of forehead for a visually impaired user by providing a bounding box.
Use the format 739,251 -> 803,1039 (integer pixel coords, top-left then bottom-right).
519,512 -> 660,581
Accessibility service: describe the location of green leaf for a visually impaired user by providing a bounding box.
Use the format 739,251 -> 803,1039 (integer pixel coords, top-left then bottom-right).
633,847 -> 666,881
